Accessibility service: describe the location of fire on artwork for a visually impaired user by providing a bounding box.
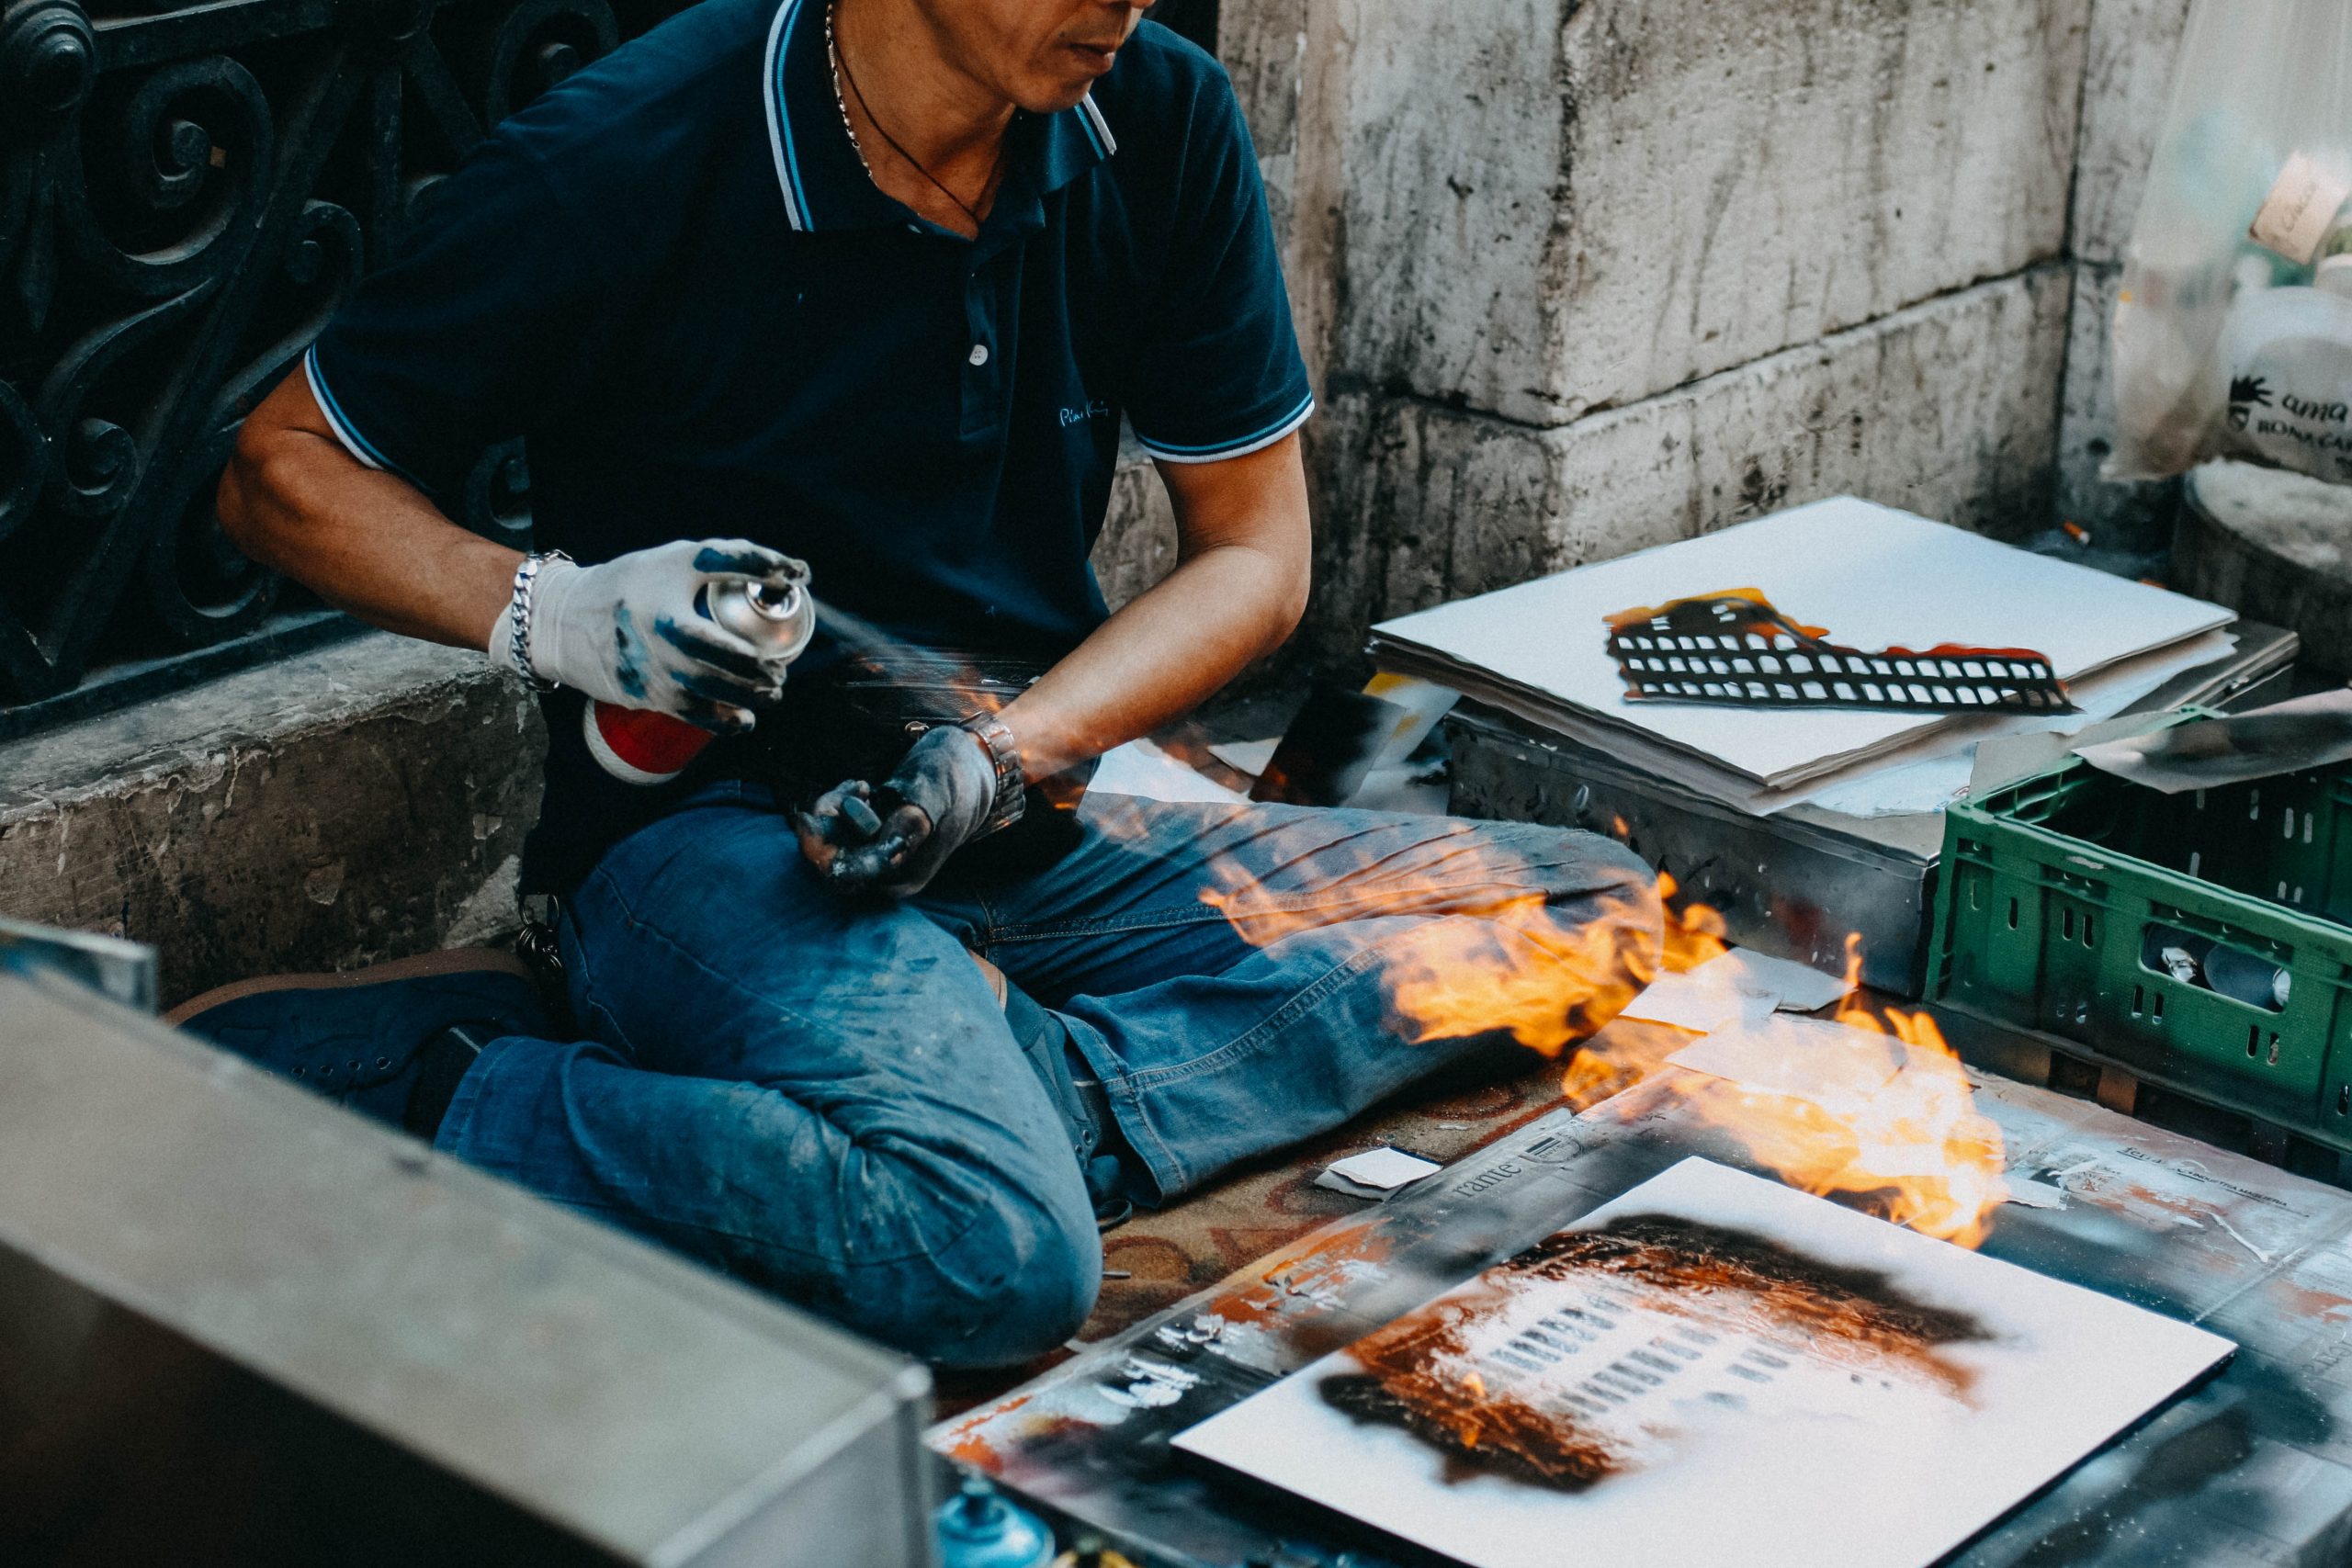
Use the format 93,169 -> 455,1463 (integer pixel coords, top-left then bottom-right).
1172,1158 -> 2233,1568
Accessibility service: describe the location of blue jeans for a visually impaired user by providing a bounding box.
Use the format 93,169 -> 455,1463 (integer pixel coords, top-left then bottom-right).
435,784 -> 1657,1368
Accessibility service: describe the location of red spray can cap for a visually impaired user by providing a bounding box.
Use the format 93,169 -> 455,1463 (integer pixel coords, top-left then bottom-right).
582,569 -> 815,784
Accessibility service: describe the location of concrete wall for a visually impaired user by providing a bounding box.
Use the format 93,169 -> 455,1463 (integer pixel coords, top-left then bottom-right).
2058,0 -> 2193,547
1193,0 -> 2199,660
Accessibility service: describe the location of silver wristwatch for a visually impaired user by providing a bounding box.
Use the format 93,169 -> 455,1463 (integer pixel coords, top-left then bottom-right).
959,712 -> 1027,837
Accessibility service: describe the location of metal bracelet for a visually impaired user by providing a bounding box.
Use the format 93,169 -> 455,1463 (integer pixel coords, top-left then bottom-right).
960,712 -> 1027,837
507,549 -> 571,693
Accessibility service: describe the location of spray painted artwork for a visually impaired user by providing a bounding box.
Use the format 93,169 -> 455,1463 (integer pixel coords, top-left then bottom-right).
1173,1158 -> 2233,1568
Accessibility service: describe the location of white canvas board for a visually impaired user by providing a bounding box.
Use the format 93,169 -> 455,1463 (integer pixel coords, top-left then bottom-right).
1372,498 -> 2232,786
1175,1157 -> 2233,1568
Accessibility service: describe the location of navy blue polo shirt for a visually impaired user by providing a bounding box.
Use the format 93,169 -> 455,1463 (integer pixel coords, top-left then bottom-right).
305,0 -> 1313,896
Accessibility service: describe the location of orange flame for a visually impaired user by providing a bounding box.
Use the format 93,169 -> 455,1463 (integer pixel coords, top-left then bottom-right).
1657,870 -> 1730,973
1197,826 -> 1668,1057
1203,825 -> 2006,1247
1586,933 -> 2009,1247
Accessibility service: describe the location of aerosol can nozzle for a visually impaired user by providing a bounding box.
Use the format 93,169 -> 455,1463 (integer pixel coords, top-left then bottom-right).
583,558 -> 816,785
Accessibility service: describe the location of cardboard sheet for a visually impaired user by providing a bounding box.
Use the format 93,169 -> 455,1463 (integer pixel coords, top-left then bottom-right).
1174,1157 -> 2233,1568
1372,499 -> 2232,788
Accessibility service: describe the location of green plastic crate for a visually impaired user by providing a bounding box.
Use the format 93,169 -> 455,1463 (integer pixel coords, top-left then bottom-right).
1929,730 -> 2352,1156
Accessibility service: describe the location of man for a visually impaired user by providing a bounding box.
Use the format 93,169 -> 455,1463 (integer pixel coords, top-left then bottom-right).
214,0 -> 1657,1367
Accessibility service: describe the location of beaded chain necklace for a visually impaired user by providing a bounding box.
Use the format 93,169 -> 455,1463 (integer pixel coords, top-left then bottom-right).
827,1 -> 1006,231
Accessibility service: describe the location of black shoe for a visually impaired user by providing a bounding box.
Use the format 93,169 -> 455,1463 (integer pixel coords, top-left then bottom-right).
168,951 -> 550,1135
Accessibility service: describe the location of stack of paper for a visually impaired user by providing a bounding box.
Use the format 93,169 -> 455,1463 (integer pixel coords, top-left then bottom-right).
1370,498 -> 2238,815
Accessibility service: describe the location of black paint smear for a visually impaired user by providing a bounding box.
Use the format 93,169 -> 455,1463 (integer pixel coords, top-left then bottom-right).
1318,1372 -> 1622,1493
1519,1213 -> 1997,1355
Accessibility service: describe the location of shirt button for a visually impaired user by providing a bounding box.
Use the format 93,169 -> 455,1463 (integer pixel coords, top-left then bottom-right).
967,344 -> 990,367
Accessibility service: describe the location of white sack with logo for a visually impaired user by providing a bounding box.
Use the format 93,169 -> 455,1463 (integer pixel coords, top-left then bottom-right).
2109,0 -> 2352,485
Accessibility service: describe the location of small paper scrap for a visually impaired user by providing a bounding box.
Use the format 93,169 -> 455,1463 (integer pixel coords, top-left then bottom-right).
2004,1177 -> 2069,1212
1622,949 -> 1852,1033
1316,1145 -> 1443,1200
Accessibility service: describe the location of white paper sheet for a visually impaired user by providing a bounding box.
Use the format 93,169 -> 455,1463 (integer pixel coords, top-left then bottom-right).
1322,1146 -> 1445,1191
1089,739 -> 1249,805
1207,738 -> 1281,777
1621,950 -> 1851,1032
1175,1158 -> 2233,1568
1372,498 -> 2232,787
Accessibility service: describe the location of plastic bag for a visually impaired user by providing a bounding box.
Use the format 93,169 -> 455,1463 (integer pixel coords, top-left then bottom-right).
2109,0 -> 2352,484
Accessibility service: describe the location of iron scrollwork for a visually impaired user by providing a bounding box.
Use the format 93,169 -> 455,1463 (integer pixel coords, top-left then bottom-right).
0,0 -> 663,718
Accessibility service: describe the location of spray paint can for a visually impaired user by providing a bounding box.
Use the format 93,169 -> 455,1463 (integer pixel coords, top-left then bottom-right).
934,1477 -> 1056,1568
582,562 -> 816,786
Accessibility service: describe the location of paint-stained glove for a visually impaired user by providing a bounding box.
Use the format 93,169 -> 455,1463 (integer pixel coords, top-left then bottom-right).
794,724 -> 1001,898
489,539 -> 799,731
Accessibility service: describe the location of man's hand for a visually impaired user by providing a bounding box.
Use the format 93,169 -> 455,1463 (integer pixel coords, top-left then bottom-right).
497,539 -> 803,731
793,724 -> 1000,897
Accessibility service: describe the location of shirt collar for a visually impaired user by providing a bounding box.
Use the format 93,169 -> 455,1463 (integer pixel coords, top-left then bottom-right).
763,0 -> 1117,234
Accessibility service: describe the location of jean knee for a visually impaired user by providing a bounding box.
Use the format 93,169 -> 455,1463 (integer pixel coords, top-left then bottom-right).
1487,821 -> 1657,910
1489,824 -> 1662,974
939,1181 -> 1102,1369
846,1150 -> 1101,1371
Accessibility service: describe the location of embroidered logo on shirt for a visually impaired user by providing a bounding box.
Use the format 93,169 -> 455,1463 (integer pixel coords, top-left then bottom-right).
1058,400 -> 1112,428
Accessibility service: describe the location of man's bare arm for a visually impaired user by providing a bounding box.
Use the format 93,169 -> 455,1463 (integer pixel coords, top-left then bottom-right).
218,372 -> 519,650
221,374 -> 800,729
997,433 -> 1312,781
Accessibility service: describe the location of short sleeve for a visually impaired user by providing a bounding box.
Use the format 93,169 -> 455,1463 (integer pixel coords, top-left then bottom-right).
1122,79 -> 1314,465
304,135 -> 615,501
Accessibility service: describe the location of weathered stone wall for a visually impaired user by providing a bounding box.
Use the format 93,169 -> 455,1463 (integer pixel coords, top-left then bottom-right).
1329,270 -> 2071,621
2057,0 -> 2193,547
0,637 -> 539,1006
1204,0 -> 2200,660
1329,0 -> 2086,428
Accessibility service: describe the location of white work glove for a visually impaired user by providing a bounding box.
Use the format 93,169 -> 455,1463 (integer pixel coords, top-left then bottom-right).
489,539 -> 800,731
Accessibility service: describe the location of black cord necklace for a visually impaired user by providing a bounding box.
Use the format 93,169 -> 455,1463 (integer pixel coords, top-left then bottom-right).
829,1 -> 1003,231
